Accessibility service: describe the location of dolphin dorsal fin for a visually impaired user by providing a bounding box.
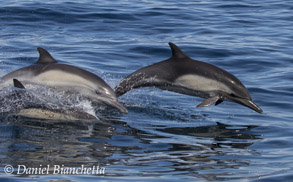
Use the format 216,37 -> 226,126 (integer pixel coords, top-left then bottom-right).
168,42 -> 189,59
13,79 -> 25,89
36,47 -> 57,64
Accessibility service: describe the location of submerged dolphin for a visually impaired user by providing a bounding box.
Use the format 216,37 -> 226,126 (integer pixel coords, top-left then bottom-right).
0,79 -> 98,121
115,42 -> 263,113
0,48 -> 128,113
13,108 -> 98,121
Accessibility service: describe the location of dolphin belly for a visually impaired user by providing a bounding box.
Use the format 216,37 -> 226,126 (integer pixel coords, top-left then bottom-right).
158,84 -> 214,99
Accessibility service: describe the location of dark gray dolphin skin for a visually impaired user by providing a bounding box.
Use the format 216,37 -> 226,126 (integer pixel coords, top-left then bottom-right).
115,42 -> 263,113
0,48 -> 128,113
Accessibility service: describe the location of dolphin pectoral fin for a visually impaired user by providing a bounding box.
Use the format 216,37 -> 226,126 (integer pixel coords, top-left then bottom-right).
215,99 -> 223,106
197,96 -> 219,107
13,79 -> 25,89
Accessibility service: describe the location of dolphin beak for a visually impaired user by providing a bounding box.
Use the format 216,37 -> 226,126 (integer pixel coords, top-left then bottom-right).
111,101 -> 128,114
102,98 -> 128,114
91,96 -> 128,114
234,98 -> 263,114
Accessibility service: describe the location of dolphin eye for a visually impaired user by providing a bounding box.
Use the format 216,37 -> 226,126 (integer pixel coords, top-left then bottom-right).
96,90 -> 101,95
230,93 -> 237,97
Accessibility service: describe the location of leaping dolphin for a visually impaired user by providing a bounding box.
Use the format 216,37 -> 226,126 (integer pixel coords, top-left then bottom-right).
115,42 -> 263,114
0,48 -> 128,113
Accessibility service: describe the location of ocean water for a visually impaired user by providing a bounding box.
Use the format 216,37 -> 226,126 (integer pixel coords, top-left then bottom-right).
0,0 -> 292,181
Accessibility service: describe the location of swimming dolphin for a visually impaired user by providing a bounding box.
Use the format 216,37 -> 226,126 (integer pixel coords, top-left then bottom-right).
0,48 -> 128,113
0,78 -> 98,121
115,42 -> 263,113
13,108 -> 98,121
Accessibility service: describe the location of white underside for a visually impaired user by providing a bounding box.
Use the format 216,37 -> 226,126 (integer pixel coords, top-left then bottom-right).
174,74 -> 232,93
36,70 -> 96,89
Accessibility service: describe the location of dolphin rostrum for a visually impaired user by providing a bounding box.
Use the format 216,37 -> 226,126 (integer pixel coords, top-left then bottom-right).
115,42 -> 263,113
0,48 -> 128,113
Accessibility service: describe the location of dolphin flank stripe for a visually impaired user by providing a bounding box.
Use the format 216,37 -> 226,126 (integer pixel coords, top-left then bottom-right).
174,74 -> 232,93
115,42 -> 263,114
37,70 -> 97,88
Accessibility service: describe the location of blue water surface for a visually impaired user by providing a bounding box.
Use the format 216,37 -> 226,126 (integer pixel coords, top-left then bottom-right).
0,0 -> 292,181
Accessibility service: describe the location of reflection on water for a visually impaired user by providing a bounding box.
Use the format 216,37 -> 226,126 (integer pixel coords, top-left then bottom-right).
0,116 -> 261,180
159,122 -> 260,149
0,116 -> 113,168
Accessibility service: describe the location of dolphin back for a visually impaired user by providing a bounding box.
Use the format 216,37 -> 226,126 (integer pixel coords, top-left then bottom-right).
114,60 -> 172,97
